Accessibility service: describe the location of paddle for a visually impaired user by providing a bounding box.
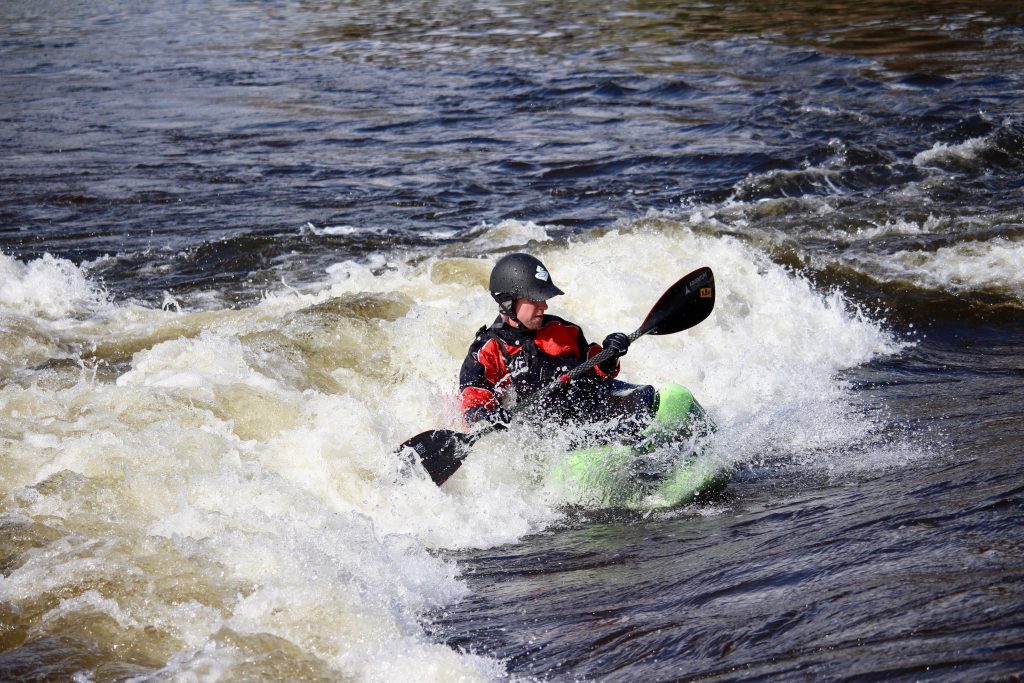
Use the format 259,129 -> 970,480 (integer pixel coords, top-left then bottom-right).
397,266 -> 716,486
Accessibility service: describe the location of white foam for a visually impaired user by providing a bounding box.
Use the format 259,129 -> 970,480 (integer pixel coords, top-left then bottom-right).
0,251 -> 109,320
846,216 -> 936,241
837,236 -> 1024,299
1,373 -> 497,680
0,220 -> 908,679
913,135 -> 991,168
887,238 -> 1024,298
529,223 -> 903,472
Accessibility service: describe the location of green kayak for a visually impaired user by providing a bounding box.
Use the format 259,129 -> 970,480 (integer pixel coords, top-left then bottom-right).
550,384 -> 732,510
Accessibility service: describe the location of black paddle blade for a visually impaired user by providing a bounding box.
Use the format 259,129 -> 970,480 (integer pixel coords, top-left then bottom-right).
397,429 -> 476,485
638,266 -> 715,337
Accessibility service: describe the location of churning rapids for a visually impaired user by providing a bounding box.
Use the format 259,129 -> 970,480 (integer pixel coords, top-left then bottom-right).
2,2 -> 1023,681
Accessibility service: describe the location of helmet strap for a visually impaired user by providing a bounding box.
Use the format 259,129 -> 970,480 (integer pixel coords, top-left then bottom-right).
497,298 -> 523,327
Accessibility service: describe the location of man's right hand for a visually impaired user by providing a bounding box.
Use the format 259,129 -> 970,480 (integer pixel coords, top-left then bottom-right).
602,332 -> 630,357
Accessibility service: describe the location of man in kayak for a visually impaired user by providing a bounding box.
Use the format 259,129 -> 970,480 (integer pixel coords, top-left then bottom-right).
459,252 -> 657,441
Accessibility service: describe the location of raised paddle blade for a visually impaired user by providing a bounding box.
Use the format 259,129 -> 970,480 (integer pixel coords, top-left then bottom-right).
637,267 -> 715,337
398,429 -> 477,485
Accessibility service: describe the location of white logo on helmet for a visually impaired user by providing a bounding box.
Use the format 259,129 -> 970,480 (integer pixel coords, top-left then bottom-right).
535,265 -> 550,282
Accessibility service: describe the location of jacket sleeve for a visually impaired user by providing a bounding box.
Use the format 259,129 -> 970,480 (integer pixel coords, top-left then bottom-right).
458,335 -> 508,425
580,330 -> 619,380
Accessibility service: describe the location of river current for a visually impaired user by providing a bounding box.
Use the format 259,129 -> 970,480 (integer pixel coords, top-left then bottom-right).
2,2 -> 1023,681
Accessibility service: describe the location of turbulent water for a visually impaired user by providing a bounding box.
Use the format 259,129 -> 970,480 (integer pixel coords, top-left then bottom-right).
2,1 -> 1023,681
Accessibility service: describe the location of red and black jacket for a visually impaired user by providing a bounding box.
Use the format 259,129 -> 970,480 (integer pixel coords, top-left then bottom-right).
458,314 -> 619,426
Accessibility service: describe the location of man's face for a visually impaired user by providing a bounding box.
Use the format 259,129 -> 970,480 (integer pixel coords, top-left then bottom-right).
513,298 -> 547,330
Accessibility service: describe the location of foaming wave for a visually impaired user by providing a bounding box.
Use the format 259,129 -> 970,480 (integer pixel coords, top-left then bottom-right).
0,251 -> 112,377
2,329 -> 503,680
913,135 -> 991,169
542,217 -> 907,476
842,215 -> 936,241
0,221 -> 909,679
913,119 -> 1024,173
844,237 -> 1024,301
320,217 -> 910,490
0,251 -> 109,320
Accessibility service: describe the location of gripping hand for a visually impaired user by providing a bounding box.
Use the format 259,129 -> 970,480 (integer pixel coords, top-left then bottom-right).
595,332 -> 629,377
602,332 -> 630,358
466,405 -> 511,430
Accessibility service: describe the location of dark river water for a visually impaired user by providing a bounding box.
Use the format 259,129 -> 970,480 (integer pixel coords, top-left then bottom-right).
1,1 -> 1023,681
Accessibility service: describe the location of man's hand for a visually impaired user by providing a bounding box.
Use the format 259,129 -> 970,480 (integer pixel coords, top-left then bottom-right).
602,332 -> 630,357
467,405 -> 511,430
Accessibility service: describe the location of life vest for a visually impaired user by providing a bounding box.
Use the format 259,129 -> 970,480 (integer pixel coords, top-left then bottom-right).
458,315 -> 613,422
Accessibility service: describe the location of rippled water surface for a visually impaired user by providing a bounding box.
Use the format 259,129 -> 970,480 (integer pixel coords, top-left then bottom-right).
2,1 -> 1023,681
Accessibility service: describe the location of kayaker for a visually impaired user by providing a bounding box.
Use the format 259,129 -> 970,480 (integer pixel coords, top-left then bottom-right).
459,252 -> 657,440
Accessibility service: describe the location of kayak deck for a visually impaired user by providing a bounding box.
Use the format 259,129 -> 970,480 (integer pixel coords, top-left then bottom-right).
550,384 -> 731,510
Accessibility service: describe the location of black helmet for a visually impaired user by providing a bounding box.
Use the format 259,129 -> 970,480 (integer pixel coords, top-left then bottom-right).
489,253 -> 564,308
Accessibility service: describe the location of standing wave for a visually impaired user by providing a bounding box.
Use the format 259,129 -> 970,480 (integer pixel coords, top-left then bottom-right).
0,218 -> 906,680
